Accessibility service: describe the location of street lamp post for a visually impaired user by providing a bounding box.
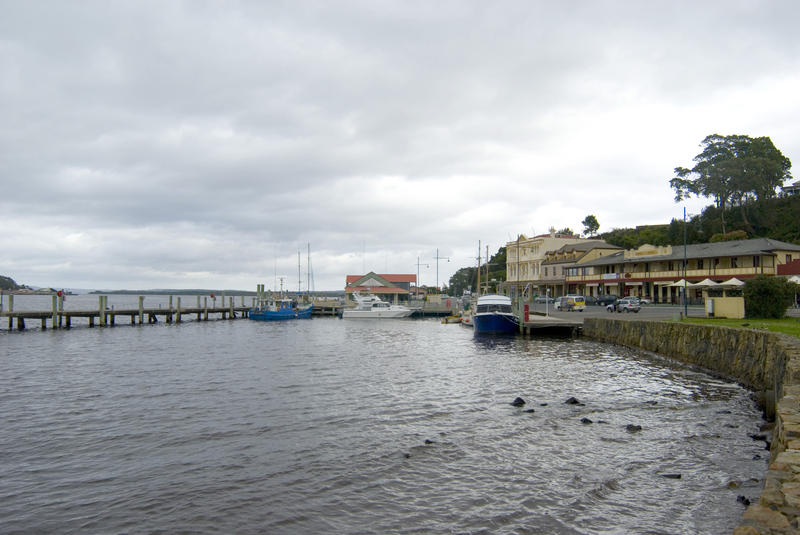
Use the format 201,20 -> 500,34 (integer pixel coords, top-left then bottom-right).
434,248 -> 450,292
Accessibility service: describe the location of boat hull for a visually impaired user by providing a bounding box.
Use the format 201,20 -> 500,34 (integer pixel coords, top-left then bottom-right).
342,308 -> 413,319
249,306 -> 313,321
473,312 -> 518,335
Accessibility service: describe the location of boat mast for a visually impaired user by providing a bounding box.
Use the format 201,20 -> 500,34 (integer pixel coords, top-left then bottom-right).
307,243 -> 311,300
477,240 -> 481,296
298,250 -> 301,295
485,244 -> 489,294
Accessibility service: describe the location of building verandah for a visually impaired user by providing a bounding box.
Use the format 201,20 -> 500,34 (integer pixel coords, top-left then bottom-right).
566,238 -> 800,304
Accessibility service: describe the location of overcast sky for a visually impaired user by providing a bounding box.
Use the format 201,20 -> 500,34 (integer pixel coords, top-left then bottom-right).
2,1 -> 798,291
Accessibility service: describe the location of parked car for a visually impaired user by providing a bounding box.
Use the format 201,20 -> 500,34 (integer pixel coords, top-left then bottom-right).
555,295 -> 586,312
608,298 -> 641,313
583,295 -> 598,306
638,297 -> 651,305
596,294 -> 619,306
534,295 -> 555,303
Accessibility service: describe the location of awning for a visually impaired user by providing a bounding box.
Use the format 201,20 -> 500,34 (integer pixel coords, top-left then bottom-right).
689,278 -> 720,288
718,277 -> 745,287
669,279 -> 688,287
624,281 -> 642,286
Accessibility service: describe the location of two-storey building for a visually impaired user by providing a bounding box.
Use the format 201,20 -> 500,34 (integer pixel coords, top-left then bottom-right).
566,237 -> 800,303
540,241 -> 622,297
505,231 -> 595,297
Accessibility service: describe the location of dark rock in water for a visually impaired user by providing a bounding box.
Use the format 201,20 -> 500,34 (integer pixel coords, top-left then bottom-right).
660,473 -> 682,479
737,495 -> 751,506
581,417 -> 593,424
524,409 -> 536,413
753,454 -> 762,460
424,439 -> 435,445
540,403 -> 548,406
749,433 -> 767,441
626,424 -> 643,433
403,453 -> 411,459
565,397 -> 581,405
511,397 -> 526,407
644,400 -> 658,405
598,420 -> 608,424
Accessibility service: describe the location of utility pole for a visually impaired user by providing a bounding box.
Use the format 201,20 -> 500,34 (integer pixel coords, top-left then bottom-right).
683,207 -> 688,318
434,248 -> 449,292
414,257 -> 429,299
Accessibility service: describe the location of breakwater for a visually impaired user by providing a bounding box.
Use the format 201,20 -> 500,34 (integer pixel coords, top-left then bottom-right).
583,318 -> 800,534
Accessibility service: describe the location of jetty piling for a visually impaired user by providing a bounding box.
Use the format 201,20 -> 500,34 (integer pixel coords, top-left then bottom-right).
1,292 -> 346,331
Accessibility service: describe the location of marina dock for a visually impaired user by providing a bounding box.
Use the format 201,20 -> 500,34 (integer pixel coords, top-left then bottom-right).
520,313 -> 582,336
1,294 -> 345,330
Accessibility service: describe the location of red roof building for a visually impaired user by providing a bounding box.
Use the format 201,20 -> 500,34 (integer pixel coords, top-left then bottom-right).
345,272 -> 416,301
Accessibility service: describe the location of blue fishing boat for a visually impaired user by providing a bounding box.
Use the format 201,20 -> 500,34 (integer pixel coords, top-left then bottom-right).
249,284 -> 313,321
249,297 -> 313,321
472,294 -> 518,335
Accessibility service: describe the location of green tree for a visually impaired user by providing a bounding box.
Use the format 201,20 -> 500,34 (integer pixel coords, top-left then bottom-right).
448,267 -> 477,295
1,275 -> 20,291
581,215 -> 600,237
743,275 -> 796,318
670,134 -> 792,234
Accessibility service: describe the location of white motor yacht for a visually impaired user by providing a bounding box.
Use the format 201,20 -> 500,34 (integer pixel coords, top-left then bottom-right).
342,292 -> 414,319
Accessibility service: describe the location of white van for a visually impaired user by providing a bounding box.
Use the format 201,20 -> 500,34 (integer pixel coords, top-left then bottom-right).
555,295 -> 586,312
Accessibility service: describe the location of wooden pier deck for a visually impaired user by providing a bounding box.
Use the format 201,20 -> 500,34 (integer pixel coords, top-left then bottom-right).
1,295 -> 344,330
520,313 -> 582,336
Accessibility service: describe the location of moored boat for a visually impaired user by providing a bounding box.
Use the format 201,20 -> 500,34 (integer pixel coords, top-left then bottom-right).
342,292 -> 413,319
473,294 -> 518,335
249,284 -> 313,321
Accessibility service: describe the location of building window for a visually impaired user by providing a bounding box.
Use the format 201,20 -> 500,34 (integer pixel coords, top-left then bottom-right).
731,257 -> 738,268
697,259 -> 704,269
668,261 -> 674,271
753,256 -> 760,268
788,254 -> 793,264
544,267 -> 548,276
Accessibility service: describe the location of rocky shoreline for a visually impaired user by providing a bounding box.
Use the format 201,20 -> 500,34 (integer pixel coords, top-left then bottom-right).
583,318 -> 800,534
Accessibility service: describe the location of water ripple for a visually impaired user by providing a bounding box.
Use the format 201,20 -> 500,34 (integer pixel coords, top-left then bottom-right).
0,317 -> 765,534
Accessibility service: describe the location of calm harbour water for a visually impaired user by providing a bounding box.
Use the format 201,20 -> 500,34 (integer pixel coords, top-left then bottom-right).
1,295 -> 766,534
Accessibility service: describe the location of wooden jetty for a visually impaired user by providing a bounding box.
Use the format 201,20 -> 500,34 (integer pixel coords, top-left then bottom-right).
1,294 -> 344,331
520,313 -> 582,336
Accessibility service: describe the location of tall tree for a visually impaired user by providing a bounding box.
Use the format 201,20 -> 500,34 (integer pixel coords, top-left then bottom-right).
670,134 -> 792,234
581,215 -> 600,237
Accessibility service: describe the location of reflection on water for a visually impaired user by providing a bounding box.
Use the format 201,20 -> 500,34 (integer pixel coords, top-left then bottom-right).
0,312 -> 765,534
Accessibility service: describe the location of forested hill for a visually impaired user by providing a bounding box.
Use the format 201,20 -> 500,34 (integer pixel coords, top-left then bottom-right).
1,275 -> 21,291
600,195 -> 800,249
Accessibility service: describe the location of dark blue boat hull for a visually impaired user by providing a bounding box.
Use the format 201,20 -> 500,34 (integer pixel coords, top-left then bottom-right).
473,312 -> 518,335
249,306 -> 313,321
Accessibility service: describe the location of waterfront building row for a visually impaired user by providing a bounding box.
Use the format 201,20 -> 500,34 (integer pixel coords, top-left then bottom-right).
505,234 -> 800,303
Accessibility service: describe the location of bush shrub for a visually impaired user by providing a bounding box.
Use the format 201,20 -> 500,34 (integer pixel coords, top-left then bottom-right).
743,275 -> 795,318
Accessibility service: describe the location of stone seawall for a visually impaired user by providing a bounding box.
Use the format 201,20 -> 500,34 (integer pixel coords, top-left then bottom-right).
583,318 -> 800,534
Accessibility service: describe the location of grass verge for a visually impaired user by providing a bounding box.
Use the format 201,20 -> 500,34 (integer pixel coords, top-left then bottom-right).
679,317 -> 800,338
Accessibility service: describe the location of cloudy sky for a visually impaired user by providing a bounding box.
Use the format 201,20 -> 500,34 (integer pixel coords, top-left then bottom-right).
2,1 -> 798,291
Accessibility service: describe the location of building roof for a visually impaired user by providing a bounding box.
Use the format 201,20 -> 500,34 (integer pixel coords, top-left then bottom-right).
345,272 -> 416,294
540,241 -> 621,265
578,238 -> 800,268
345,273 -> 416,284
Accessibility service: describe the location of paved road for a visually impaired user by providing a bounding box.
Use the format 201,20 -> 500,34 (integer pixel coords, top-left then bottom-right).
530,303 -> 705,321
530,303 -> 800,321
